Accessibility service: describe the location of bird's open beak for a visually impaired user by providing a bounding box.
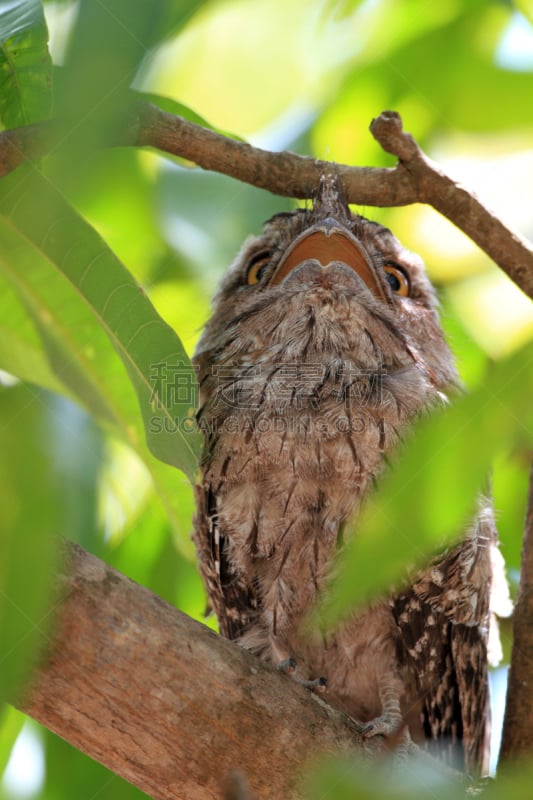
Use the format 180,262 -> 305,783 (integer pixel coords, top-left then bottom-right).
268,218 -> 388,303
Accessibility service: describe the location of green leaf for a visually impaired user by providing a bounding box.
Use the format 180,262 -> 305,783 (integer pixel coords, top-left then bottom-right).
43,726 -> 148,800
56,0 -> 192,147
485,761 -> 533,800
150,0 -> 210,44
322,343 -> 533,625
0,166 -> 201,483
0,272 -> 67,395
0,224 -> 125,426
512,1 -> 533,27
0,706 -> 25,775
0,204 -> 196,554
0,384 -> 61,703
50,0 -> 211,152
304,752 -> 462,800
0,0 -> 52,127
323,0 -> 367,21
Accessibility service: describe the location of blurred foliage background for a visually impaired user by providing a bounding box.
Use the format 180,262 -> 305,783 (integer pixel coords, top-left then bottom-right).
0,0 -> 532,798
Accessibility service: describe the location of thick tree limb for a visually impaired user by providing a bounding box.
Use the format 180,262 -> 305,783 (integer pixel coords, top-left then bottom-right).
1,104 -> 532,298
18,541 -> 376,800
500,458 -> 533,762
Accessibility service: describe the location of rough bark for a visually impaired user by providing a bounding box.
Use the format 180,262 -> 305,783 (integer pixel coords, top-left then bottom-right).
1,105 -> 532,298
18,541 -> 375,800
500,459 -> 533,763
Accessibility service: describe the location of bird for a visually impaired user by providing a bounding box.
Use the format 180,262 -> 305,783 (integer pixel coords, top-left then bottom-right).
192,175 -> 508,775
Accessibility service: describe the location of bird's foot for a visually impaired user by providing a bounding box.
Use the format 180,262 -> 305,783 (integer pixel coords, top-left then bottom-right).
277,657 -> 327,694
277,657 -> 297,675
296,675 -> 328,692
361,711 -> 403,739
362,713 -> 413,760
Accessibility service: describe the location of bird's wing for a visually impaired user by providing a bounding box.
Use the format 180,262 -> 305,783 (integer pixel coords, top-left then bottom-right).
193,484 -> 260,641
392,505 -> 498,774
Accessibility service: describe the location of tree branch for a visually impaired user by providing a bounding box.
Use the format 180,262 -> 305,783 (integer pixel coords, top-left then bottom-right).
0,119 -> 59,176
369,112 -> 533,300
17,541 -> 376,800
499,458 -> 533,763
1,103 -> 532,298
131,102 -> 413,206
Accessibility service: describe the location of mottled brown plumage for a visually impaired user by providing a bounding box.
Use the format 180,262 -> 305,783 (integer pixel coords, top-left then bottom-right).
192,177 -> 506,775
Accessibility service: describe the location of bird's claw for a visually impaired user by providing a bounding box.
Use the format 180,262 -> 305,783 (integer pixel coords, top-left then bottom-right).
277,657 -> 297,675
277,657 -> 327,693
296,675 -> 327,693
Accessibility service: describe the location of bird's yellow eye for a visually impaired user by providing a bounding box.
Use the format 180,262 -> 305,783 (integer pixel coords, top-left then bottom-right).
383,264 -> 410,297
246,251 -> 271,285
